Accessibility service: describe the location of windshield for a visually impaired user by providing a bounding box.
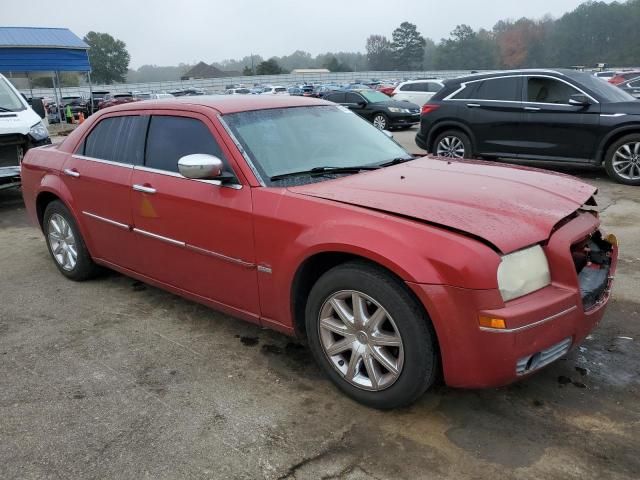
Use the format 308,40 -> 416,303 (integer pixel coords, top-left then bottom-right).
0,77 -> 26,111
360,90 -> 391,103
576,72 -> 636,102
223,105 -> 410,185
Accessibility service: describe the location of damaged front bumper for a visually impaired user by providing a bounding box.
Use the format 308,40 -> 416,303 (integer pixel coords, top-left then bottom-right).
407,210 -> 618,389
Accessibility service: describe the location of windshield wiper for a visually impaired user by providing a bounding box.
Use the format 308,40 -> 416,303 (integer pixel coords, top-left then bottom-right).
378,156 -> 415,167
270,165 -> 380,181
0,106 -> 15,112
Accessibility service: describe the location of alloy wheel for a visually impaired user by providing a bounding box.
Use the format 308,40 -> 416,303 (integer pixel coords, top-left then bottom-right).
436,136 -> 465,158
612,142 -> 640,180
318,290 -> 404,391
47,213 -> 77,271
373,115 -> 387,129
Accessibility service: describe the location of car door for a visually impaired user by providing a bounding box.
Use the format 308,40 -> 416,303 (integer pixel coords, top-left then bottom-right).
62,114 -> 147,268
451,76 -> 524,156
128,112 -> 260,318
519,76 -> 601,161
344,92 -> 369,120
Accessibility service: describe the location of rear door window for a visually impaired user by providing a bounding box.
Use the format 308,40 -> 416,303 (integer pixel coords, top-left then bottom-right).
325,92 -> 346,103
473,77 -> 521,101
145,116 -> 230,174
81,115 -> 147,165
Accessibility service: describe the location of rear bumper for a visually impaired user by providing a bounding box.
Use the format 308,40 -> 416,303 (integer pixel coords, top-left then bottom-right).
408,211 -> 618,388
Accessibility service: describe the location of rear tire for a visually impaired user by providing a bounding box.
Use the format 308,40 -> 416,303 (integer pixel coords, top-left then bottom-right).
433,130 -> 473,159
43,201 -> 99,281
604,133 -> 640,185
305,261 -> 439,409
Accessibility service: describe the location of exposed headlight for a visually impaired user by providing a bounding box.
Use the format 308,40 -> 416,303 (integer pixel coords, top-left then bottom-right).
387,107 -> 410,113
497,245 -> 551,302
29,121 -> 50,142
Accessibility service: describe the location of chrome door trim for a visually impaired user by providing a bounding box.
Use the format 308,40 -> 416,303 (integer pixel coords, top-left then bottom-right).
479,305 -> 578,333
601,113 -> 627,117
186,244 -> 255,268
133,165 -> 243,190
71,154 -> 134,169
132,228 -> 255,268
82,211 -> 130,230
133,228 -> 185,247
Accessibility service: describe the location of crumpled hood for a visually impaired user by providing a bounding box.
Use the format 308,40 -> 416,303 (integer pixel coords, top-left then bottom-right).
289,157 -> 597,253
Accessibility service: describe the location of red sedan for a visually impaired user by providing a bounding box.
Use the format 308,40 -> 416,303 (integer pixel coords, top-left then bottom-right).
21,96 -> 618,408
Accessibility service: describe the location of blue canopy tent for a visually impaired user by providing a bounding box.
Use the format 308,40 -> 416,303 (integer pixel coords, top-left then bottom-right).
0,27 -> 92,121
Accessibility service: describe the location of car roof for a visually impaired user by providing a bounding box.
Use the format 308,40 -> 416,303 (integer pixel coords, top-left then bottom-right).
446,69 -> 584,85
102,94 -> 332,114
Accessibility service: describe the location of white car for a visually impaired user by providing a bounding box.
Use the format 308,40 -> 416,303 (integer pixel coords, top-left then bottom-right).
594,71 -> 617,81
392,79 -> 444,106
261,86 -> 289,95
0,73 -> 50,189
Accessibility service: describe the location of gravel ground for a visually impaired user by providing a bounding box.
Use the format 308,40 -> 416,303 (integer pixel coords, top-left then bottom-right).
0,128 -> 638,479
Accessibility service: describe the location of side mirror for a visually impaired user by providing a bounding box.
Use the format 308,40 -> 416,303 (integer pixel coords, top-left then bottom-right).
569,93 -> 591,106
357,101 -> 367,108
178,154 -> 223,179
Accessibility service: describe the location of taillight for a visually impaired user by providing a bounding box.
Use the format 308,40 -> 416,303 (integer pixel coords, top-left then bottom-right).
421,104 -> 440,115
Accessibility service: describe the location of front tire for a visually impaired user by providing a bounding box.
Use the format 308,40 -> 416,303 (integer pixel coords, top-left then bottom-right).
43,201 -> 99,281
305,261 -> 439,409
604,134 -> 640,185
433,130 -> 472,159
372,113 -> 389,130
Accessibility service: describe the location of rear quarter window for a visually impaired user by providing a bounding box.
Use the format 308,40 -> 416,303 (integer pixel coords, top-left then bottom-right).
79,115 -> 147,165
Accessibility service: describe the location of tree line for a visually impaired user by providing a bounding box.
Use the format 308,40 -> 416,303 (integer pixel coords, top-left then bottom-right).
59,0 -> 640,85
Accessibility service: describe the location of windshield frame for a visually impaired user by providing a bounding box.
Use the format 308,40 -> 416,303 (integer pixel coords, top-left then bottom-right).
219,105 -> 411,187
0,76 -> 27,112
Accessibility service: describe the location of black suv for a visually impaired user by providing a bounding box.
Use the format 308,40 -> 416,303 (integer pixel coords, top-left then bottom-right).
416,69 -> 640,185
325,89 -> 420,130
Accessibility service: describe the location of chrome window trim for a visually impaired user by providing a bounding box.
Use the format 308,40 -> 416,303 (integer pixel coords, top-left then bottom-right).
479,305 -> 578,334
217,114 -> 266,187
133,165 -> 243,190
133,228 -> 185,247
71,154 -> 134,169
82,211 -> 130,230
444,73 -> 599,105
132,227 -> 255,268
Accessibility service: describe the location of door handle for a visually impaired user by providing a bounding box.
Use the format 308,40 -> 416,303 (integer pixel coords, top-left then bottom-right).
524,106 -> 541,111
466,103 -> 481,108
133,184 -> 157,194
63,168 -> 80,178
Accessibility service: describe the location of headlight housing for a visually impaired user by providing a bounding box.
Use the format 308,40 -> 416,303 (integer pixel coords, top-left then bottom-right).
387,107 -> 410,113
497,245 -> 551,302
29,121 -> 49,142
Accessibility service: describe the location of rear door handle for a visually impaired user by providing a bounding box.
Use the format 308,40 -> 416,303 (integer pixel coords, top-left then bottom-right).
466,103 -> 481,108
63,168 -> 80,178
132,184 -> 157,194
524,106 -> 541,111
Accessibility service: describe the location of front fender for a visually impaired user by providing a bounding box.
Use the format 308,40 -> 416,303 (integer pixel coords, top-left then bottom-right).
595,123 -> 640,162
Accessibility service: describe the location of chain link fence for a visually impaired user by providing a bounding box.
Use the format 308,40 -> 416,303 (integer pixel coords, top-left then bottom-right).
20,70 -> 479,98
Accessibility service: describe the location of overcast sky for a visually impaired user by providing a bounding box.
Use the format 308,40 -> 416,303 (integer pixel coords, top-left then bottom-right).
4,0 -> 604,68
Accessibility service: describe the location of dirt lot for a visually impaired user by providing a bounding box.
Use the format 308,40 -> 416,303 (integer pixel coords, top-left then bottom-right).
1,130 -> 639,479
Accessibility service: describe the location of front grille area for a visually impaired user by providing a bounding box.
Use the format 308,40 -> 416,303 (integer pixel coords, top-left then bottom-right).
571,230 -> 614,310
516,337 -> 572,376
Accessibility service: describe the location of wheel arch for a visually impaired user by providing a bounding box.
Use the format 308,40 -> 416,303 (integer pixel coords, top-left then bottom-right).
426,121 -> 476,154
289,251 -> 436,342
596,125 -> 640,164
